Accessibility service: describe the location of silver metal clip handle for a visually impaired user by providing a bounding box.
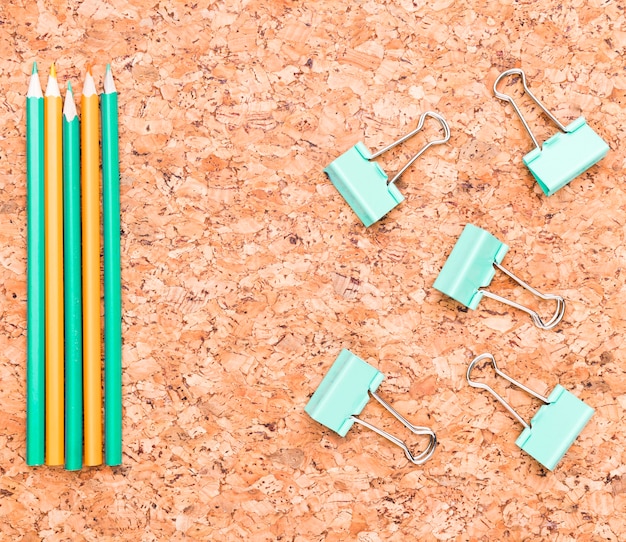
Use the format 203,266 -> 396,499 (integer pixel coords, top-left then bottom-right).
480,262 -> 566,330
351,390 -> 437,465
493,68 -> 568,151
370,111 -> 451,185
466,353 -> 549,429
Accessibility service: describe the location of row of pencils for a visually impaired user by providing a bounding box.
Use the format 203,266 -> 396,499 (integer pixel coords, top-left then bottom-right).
26,62 -> 121,470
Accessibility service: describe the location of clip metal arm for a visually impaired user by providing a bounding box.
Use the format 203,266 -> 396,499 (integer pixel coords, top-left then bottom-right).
493,68 -> 568,150
351,390 -> 437,465
480,262 -> 566,330
466,353 -> 549,428
370,111 -> 451,185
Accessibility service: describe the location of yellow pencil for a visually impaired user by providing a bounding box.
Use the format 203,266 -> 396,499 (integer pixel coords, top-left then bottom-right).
82,67 -> 103,466
44,63 -> 64,466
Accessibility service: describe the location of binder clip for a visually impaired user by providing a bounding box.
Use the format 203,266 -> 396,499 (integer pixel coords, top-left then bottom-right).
305,349 -> 437,465
494,68 -> 609,196
433,224 -> 565,329
467,353 -> 594,471
324,111 -> 450,227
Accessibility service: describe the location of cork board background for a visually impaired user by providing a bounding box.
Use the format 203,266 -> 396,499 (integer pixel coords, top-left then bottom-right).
1,0 -> 626,540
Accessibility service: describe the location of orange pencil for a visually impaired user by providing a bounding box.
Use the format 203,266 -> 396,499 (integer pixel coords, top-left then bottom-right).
82,67 -> 102,466
44,63 -> 64,465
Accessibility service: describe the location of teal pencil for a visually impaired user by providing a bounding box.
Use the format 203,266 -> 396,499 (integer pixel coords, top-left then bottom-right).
26,62 -> 45,466
102,64 -> 122,465
63,82 -> 83,471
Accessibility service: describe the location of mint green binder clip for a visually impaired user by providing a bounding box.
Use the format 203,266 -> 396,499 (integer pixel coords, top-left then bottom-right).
305,349 -> 437,465
467,353 -> 594,471
433,224 -> 565,329
494,68 -> 609,196
324,111 -> 450,227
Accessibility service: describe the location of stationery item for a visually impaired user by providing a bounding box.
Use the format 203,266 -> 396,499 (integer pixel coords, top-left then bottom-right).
467,353 -> 594,471
493,68 -> 609,196
44,63 -> 64,466
324,111 -> 450,226
63,82 -> 83,471
305,349 -> 437,465
82,67 -> 103,466
101,64 -> 122,466
26,62 -> 45,466
433,224 -> 565,329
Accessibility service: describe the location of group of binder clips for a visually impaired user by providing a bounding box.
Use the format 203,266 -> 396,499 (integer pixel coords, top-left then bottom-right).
431,224 -> 592,470
324,69 -> 609,228
307,68 -> 601,469
304,346 -> 593,470
314,112 -> 448,465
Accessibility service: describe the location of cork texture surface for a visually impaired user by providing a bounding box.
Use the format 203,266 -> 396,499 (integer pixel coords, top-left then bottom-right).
1,0 -> 626,540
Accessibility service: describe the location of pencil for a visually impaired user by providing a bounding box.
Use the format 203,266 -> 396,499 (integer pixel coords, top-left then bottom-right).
26,62 -> 45,466
82,67 -> 102,466
44,63 -> 64,466
63,82 -> 83,471
101,64 -> 122,466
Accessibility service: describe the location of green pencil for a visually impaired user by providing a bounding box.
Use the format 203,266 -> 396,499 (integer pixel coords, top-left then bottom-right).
102,64 -> 122,465
63,82 -> 83,471
26,62 -> 45,466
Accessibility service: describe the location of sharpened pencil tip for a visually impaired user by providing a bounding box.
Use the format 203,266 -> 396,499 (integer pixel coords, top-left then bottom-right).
27,63 -> 43,98
83,68 -> 97,97
63,82 -> 77,120
103,64 -> 117,94
44,64 -> 61,97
